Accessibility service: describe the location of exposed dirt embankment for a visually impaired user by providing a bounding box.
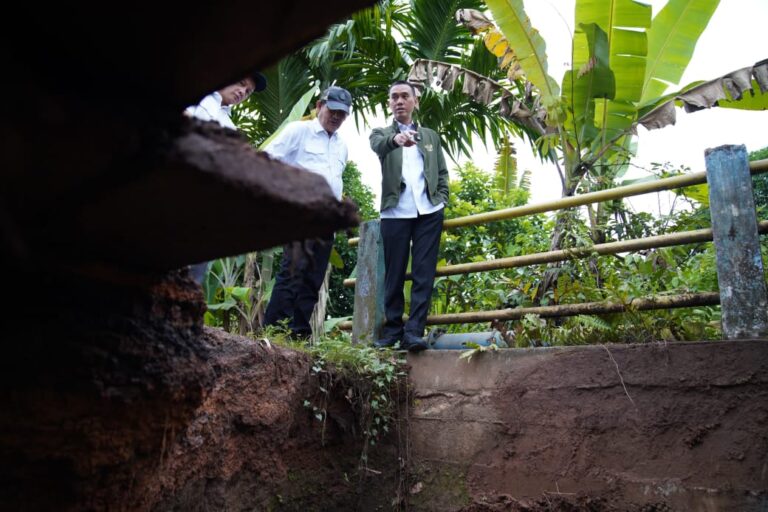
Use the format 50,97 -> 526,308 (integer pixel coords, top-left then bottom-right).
0,271 -> 400,511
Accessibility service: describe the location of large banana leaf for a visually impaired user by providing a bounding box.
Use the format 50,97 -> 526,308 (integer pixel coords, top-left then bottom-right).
641,0 -> 721,104
718,80 -> 768,110
484,0 -> 560,110
562,23 -> 615,149
574,0 -> 650,162
576,0 -> 651,102
637,60 -> 768,130
593,99 -> 635,152
463,23 -> 509,79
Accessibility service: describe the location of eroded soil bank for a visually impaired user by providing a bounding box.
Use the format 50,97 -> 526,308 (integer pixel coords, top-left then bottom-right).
0,271 -> 402,511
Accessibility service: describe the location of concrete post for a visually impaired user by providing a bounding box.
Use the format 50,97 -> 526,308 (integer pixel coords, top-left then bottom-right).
352,220 -> 386,344
706,144 -> 768,339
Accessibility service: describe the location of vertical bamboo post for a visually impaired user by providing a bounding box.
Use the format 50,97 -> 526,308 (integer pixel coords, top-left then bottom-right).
310,265 -> 331,345
352,220 -> 386,344
706,144 -> 768,339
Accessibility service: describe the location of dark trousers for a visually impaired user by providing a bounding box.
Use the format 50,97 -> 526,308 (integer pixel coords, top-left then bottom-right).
380,209 -> 444,341
264,238 -> 333,338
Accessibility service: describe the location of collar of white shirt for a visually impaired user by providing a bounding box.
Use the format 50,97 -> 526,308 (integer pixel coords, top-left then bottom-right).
213,92 -> 232,117
397,121 -> 416,132
312,117 -> 338,139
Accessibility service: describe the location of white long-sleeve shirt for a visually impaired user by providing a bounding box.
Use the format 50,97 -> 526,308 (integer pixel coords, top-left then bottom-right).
264,118 -> 347,200
184,92 -> 236,130
380,122 -> 444,219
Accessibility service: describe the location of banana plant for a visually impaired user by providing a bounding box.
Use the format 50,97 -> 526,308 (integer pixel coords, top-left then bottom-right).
443,0 -> 767,300
451,0 -> 767,211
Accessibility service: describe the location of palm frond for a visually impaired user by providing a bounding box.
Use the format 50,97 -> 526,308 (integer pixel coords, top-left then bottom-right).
401,0 -> 484,63
493,137 -> 518,193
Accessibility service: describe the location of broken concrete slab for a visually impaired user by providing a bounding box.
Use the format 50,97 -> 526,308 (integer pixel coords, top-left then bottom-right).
39,119 -> 358,271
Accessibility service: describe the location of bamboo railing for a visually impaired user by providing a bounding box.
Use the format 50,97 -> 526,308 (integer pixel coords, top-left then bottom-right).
346,155 -> 768,339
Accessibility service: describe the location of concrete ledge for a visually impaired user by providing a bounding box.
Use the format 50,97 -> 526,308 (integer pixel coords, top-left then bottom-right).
406,340 -> 768,511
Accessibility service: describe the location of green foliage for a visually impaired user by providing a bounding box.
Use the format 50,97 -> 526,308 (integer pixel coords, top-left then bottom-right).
263,326 -> 406,456
203,256 -> 250,328
430,148 -> 726,344
484,0 -> 560,110
750,147 -> 768,213
641,0 -> 721,104
234,0 -> 516,159
432,147 -> 551,329
203,252 -> 281,333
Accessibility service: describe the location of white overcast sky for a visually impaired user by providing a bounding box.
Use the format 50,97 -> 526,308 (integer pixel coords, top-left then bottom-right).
339,0 -> 768,214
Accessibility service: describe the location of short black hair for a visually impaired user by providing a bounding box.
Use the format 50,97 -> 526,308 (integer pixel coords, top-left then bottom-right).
389,80 -> 417,96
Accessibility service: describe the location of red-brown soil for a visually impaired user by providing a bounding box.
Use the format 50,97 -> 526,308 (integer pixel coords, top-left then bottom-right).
0,270 -> 402,511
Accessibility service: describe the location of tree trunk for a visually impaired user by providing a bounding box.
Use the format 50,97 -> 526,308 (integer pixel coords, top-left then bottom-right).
534,164 -> 588,304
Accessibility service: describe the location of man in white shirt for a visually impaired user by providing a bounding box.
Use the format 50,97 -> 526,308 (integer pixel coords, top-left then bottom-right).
263,86 -> 353,339
184,71 -> 267,284
185,71 -> 267,129
185,71 -> 267,283
369,81 -> 449,351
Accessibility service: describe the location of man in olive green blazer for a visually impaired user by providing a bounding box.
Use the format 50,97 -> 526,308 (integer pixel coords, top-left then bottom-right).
369,81 -> 449,351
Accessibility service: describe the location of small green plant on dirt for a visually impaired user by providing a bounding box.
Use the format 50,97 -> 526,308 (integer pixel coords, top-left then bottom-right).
203,256 -> 251,330
203,250 -> 280,335
259,326 -> 407,467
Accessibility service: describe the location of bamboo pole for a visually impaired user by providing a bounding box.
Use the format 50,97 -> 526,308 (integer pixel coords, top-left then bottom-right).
347,159 -> 768,246
342,220 -> 768,287
336,292 -> 720,330
752,159 -> 768,173
442,172 -> 708,229
423,292 -> 721,325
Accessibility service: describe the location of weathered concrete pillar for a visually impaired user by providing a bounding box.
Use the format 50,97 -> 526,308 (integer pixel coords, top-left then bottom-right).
352,220 -> 385,344
706,144 -> 768,339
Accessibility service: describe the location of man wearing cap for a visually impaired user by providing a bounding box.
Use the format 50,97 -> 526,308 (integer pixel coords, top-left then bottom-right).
263,86 -> 353,339
369,80 -> 449,352
185,71 -> 267,130
185,71 -> 267,283
184,71 -> 268,283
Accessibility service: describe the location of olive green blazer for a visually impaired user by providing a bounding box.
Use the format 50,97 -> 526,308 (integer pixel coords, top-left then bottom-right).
369,120 -> 449,212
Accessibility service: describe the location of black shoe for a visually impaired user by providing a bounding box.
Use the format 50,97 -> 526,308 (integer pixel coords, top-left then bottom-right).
401,333 -> 428,352
373,338 -> 398,349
